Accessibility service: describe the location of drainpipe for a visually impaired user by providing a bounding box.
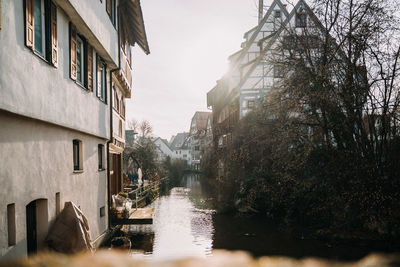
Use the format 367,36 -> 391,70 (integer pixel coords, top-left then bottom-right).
107,4 -> 122,230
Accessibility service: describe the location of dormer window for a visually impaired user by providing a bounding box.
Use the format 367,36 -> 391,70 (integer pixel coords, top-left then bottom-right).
274,10 -> 281,19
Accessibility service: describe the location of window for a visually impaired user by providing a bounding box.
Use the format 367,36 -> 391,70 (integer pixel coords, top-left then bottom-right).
126,45 -> 132,67
112,89 -> 125,117
33,0 -> 44,55
106,0 -> 116,26
300,35 -> 320,49
55,192 -> 60,216
7,203 -> 16,246
76,36 -> 85,85
116,94 -> 120,112
113,87 -> 118,109
122,43 -> 132,67
73,139 -> 83,171
25,0 -> 57,66
274,10 -> 281,19
248,100 -> 255,109
70,24 -> 93,90
282,35 -> 319,51
274,64 -> 284,78
296,12 -> 307,28
120,98 -> 125,118
97,56 -> 107,102
100,206 -> 105,217
56,192 -> 61,216
282,35 -> 295,50
98,144 -> 104,170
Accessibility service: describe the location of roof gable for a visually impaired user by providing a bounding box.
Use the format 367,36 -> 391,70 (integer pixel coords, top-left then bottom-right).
170,132 -> 189,149
229,0 -> 290,68
236,0 -> 326,91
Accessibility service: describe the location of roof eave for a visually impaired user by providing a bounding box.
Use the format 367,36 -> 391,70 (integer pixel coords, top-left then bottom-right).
120,0 -> 150,55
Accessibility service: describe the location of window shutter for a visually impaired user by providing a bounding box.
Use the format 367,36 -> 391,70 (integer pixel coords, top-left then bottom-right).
70,23 -> 77,81
87,45 -> 93,92
25,0 -> 34,49
106,0 -> 111,16
50,1 -> 58,67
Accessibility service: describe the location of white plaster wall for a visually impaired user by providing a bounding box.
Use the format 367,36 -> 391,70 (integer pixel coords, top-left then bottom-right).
0,112 -> 107,258
154,139 -> 173,158
64,0 -> 118,64
172,148 -> 191,163
0,0 -> 110,139
112,111 -> 125,140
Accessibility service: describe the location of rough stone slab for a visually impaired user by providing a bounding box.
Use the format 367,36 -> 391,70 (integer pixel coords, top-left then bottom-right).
129,208 -> 155,220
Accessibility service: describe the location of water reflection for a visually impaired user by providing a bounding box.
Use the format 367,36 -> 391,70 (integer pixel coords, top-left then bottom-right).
125,173 -> 399,261
127,174 -> 214,260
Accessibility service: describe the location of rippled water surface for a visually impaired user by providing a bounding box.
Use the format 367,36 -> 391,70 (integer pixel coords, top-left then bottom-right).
126,174 -> 215,260
125,174 -> 399,261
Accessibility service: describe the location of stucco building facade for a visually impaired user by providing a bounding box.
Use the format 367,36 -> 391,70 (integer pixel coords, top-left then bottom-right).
0,0 -> 148,258
188,112 -> 212,171
169,132 -> 192,165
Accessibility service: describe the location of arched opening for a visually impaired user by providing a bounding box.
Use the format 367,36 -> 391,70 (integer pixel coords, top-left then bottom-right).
26,199 -> 48,254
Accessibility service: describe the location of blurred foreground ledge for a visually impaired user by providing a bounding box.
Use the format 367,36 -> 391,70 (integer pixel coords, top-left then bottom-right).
1,250 -> 400,267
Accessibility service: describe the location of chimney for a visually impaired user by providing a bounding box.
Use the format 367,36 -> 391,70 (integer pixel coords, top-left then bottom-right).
258,0 -> 264,23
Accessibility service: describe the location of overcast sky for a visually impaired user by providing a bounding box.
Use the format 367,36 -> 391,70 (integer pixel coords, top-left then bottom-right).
127,0 -> 274,140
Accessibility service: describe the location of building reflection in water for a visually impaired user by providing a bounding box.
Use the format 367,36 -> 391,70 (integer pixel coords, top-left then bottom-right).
126,174 -> 215,260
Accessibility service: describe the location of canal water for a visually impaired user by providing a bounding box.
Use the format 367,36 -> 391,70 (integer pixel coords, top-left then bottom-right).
124,174 -> 398,261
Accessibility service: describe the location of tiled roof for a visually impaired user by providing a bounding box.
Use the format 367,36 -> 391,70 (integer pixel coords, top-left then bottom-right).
190,112 -> 212,134
170,132 -> 189,150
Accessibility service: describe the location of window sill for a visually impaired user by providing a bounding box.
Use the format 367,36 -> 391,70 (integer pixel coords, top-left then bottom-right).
98,168 -> 106,172
75,81 -> 90,92
32,49 -> 56,68
98,97 -> 107,105
73,170 -> 84,174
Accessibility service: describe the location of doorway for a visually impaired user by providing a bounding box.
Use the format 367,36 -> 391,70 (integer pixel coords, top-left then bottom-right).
26,199 -> 48,254
110,153 -> 122,197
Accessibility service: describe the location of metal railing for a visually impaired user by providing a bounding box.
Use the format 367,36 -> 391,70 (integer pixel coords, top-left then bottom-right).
127,177 -> 168,209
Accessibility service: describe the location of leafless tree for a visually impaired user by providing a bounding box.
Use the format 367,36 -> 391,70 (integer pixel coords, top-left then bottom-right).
127,118 -> 139,132
207,0 -> 400,235
139,120 -> 153,139
266,0 -> 400,171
